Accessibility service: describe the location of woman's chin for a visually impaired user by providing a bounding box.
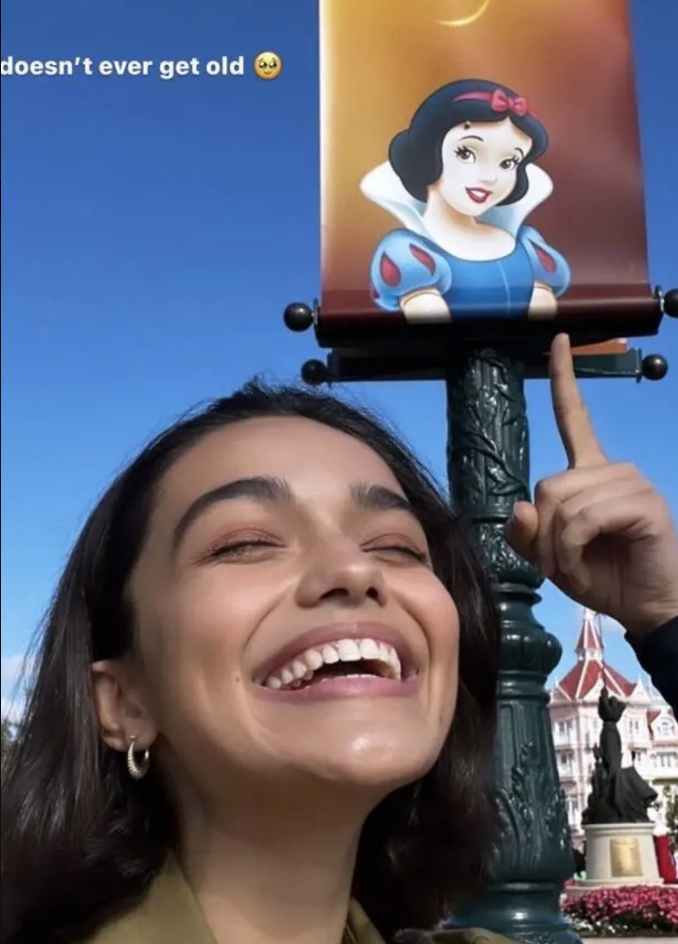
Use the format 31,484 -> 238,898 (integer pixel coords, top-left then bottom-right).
464,203 -> 493,218
290,728 -> 442,794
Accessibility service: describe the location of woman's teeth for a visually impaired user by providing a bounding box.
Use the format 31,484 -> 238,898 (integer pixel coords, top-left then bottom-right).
262,638 -> 403,690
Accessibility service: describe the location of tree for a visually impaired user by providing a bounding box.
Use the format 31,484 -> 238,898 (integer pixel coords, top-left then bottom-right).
663,784 -> 678,853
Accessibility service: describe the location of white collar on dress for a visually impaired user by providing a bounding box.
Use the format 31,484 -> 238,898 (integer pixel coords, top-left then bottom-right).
359,161 -> 553,239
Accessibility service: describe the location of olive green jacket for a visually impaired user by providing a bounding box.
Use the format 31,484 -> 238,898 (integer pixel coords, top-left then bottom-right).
87,856 -> 516,944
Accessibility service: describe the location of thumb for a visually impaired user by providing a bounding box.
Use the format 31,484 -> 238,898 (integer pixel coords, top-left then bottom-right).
505,501 -> 539,561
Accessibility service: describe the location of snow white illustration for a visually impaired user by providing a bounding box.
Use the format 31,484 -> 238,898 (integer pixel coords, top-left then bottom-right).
361,79 -> 571,322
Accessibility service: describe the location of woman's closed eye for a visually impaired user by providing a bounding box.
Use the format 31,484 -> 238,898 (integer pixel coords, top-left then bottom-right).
363,539 -> 430,565
198,536 -> 429,566
199,533 -> 284,563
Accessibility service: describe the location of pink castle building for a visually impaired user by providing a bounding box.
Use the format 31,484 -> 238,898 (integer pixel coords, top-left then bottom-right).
548,609 -> 678,841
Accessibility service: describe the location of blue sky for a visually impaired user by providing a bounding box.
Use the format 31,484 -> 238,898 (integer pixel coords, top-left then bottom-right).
1,0 -> 677,717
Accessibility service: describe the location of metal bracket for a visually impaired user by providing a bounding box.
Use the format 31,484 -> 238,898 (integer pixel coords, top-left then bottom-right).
299,347 -> 669,386
286,285 -> 676,386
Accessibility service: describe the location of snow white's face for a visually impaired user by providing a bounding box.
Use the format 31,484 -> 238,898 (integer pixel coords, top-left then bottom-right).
434,118 -> 533,217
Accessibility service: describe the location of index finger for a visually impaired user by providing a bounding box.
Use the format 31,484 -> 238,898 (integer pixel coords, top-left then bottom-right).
549,333 -> 607,468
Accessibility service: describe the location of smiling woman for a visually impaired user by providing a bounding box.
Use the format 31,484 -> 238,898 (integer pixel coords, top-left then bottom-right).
0,382 -> 501,944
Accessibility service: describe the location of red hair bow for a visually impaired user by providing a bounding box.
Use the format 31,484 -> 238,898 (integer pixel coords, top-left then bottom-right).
454,89 -> 535,118
490,89 -> 528,115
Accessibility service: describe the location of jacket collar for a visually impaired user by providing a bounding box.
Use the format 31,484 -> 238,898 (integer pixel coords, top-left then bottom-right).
90,855 -> 216,943
89,855 -> 514,944
91,856 -> 374,944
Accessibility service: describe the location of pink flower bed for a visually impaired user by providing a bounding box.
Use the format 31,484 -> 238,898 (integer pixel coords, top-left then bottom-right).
564,885 -> 678,936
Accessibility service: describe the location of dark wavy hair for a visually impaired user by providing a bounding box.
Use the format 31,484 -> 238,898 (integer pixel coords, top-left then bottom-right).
390,78 -> 549,204
1,382 -> 500,944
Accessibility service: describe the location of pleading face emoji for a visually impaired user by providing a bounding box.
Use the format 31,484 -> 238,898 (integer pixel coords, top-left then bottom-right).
254,52 -> 282,80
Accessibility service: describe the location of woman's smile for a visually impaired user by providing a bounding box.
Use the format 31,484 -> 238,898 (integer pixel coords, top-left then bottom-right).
465,187 -> 492,204
253,620 -> 421,701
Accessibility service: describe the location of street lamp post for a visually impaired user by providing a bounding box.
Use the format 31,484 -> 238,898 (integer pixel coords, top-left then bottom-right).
282,288 -> 678,944
442,348 -> 577,944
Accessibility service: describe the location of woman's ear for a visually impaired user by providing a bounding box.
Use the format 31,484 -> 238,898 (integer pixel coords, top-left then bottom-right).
91,660 -> 157,752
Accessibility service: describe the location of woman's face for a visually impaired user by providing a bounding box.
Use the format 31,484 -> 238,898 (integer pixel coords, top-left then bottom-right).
103,417 -> 459,808
434,118 -> 533,217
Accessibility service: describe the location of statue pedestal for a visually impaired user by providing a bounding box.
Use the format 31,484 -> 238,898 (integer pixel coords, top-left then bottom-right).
577,823 -> 662,888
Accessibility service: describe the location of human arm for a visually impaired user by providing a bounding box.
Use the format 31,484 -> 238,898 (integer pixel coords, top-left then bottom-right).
505,335 -> 678,700
519,227 -> 571,318
626,617 -> 678,712
369,230 -> 453,322
529,283 -> 558,318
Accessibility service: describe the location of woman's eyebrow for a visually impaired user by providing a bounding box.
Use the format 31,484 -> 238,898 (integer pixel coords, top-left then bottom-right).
460,134 -> 484,142
172,477 -> 418,554
350,481 -> 417,518
172,476 -> 292,553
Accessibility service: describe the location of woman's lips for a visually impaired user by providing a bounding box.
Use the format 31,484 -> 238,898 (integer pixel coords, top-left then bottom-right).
256,672 -> 420,703
251,621 -> 422,701
466,187 -> 492,204
253,621 -> 415,684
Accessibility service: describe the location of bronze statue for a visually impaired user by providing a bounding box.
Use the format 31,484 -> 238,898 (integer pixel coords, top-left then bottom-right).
581,688 -> 658,825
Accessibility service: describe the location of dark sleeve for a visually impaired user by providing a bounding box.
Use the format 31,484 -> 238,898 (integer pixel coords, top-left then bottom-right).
626,617 -> 678,713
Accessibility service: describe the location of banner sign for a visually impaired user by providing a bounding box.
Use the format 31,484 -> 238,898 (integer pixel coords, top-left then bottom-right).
319,0 -> 654,341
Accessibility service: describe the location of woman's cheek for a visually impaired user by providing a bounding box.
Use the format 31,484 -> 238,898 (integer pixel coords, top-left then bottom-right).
499,171 -> 517,199
443,164 -> 473,200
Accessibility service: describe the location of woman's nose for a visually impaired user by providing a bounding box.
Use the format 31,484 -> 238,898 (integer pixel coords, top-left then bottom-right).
479,164 -> 498,183
294,539 -> 388,610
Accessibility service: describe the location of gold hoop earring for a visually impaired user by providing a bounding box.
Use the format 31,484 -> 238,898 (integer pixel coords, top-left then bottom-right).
127,735 -> 150,781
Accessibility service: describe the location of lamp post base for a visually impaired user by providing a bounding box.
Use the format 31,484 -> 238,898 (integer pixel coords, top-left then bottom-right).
445,886 -> 580,944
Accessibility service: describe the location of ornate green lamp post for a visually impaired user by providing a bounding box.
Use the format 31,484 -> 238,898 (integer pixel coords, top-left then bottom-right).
282,289 -> 678,944
443,348 -> 574,943
442,346 -> 582,944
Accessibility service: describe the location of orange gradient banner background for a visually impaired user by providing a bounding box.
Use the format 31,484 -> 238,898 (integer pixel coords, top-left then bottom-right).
320,0 -> 652,349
